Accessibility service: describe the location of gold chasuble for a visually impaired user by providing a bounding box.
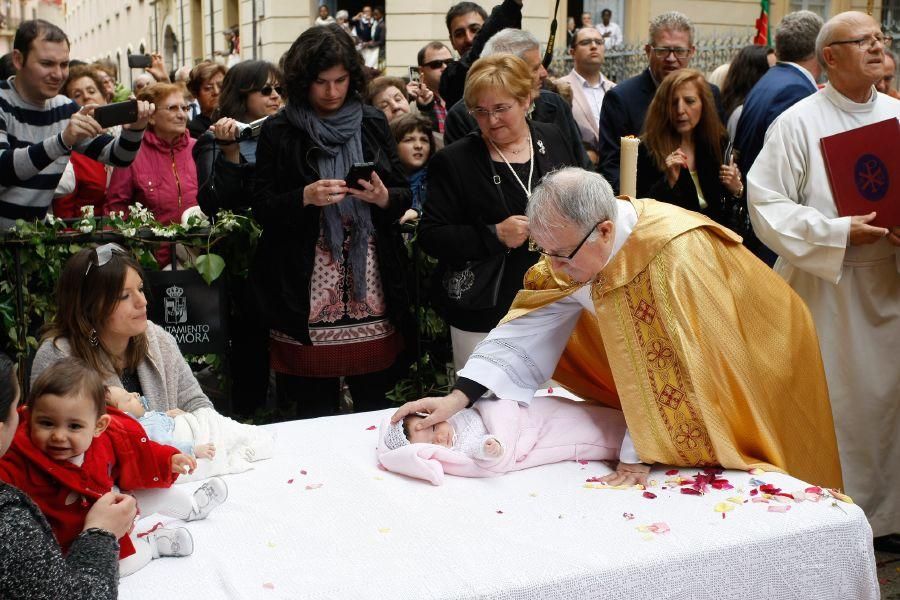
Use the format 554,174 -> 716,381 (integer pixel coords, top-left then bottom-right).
503,199 -> 842,488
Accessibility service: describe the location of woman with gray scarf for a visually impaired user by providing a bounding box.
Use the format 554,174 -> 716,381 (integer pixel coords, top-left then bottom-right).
252,24 -> 412,418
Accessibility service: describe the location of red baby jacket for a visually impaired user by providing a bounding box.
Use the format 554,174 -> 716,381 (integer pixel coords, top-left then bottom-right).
0,406 -> 180,558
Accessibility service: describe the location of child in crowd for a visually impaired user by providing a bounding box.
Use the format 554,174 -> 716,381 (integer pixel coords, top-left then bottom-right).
389,112 -> 436,225
106,387 -> 215,459
379,393 -> 627,485
0,358 -> 228,576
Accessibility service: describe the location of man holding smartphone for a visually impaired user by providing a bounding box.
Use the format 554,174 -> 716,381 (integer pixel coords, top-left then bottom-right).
0,20 -> 153,229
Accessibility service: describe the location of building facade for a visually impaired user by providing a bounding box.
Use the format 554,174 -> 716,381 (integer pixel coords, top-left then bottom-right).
50,0 -> 887,82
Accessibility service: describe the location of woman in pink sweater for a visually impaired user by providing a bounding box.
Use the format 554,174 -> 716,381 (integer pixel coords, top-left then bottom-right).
106,83 -> 199,266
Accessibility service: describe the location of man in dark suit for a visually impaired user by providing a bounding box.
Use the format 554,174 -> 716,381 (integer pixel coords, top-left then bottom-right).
597,11 -> 721,193
443,28 -> 591,169
734,10 -> 823,264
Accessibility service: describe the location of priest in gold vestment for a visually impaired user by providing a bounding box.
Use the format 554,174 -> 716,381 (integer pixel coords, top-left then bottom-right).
394,168 -> 842,489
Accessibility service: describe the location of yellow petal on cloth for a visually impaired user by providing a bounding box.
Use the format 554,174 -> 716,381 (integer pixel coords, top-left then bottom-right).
504,199 -> 843,489
715,502 -> 735,513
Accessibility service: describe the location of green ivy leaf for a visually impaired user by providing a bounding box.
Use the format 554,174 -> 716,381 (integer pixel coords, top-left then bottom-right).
195,253 -> 225,284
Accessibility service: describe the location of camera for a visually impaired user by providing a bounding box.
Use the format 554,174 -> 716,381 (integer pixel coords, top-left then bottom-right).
234,115 -> 269,140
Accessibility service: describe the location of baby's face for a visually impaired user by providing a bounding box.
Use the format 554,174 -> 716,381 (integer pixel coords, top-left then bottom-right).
109,389 -> 145,416
405,415 -> 454,448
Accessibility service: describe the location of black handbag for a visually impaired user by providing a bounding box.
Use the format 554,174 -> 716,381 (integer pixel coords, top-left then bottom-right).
441,251 -> 507,310
441,152 -> 514,310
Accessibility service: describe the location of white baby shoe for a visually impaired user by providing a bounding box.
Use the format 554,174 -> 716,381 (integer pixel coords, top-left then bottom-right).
147,526 -> 194,558
186,477 -> 229,521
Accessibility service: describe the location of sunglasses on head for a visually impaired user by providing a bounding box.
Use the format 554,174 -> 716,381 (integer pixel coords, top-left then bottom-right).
85,242 -> 128,276
257,85 -> 284,97
422,58 -> 454,70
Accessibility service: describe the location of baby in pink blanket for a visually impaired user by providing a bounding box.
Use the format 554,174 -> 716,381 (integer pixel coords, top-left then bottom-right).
388,409 -> 505,459
378,395 -> 627,485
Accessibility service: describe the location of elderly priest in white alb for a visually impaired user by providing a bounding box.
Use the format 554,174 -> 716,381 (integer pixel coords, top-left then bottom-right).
747,11 -> 900,551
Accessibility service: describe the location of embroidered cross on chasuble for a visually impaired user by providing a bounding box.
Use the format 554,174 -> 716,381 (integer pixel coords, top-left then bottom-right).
502,198 -> 843,489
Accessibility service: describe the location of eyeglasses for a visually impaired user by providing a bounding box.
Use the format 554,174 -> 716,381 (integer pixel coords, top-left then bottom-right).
576,37 -> 605,47
422,58 -> 454,70
468,104 -> 515,119
162,104 -> 191,113
528,221 -> 601,260
650,46 -> 691,59
256,84 -> 284,97
85,242 -> 128,275
828,34 -> 893,50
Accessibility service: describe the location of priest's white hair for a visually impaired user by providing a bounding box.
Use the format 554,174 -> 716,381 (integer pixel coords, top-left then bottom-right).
482,28 -> 540,59
527,168 -> 618,240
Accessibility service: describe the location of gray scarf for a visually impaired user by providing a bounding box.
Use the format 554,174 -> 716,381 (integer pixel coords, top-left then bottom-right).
285,99 -> 374,301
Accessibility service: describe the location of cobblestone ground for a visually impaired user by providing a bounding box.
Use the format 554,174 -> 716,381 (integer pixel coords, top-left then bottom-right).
879,549 -> 900,599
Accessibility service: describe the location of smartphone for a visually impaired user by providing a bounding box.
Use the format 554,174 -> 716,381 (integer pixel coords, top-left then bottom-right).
93,100 -> 139,129
345,162 -> 376,186
408,66 -> 420,83
127,54 -> 152,69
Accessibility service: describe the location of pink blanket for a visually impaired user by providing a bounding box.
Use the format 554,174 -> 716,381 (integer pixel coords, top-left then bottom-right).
377,396 -> 626,485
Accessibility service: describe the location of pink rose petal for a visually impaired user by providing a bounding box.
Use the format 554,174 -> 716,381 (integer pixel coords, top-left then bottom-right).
366,425 -> 376,430
680,487 -> 703,496
642,491 -> 657,499
496,510 -> 504,514
305,483 -> 323,490
577,460 -> 589,465
665,469 -> 679,476
623,512 -> 635,520
263,582 -> 275,590
767,505 -> 791,513
300,469 -> 308,475
287,479 -> 294,484
647,522 -> 670,534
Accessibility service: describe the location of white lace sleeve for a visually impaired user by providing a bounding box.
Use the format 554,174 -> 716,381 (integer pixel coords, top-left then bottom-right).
458,288 -> 588,404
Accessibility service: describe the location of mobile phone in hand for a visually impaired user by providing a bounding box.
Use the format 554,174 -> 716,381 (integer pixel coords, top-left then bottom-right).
127,54 -> 153,69
408,66 -> 420,83
345,162 -> 376,186
93,100 -> 139,129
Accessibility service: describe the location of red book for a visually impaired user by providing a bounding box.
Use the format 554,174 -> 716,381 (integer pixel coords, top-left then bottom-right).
820,118 -> 899,228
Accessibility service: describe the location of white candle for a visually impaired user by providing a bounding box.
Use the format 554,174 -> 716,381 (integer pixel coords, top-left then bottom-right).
620,136 -> 640,198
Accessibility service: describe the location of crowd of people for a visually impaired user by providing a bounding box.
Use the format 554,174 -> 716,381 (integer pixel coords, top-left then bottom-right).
0,1 -> 897,595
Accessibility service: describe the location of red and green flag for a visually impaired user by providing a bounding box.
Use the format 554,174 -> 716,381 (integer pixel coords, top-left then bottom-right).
754,0 -> 770,46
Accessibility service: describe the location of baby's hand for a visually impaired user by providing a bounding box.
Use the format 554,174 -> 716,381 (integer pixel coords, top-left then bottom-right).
194,443 -> 216,460
105,386 -> 134,407
166,408 -> 186,417
483,437 -> 503,458
171,453 -> 197,475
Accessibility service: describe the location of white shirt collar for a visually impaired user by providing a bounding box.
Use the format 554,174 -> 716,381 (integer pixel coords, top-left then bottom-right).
781,62 -> 818,89
571,69 -> 611,91
602,199 -> 638,269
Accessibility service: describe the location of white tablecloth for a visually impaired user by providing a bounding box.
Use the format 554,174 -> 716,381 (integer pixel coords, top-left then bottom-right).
119,409 -> 879,600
